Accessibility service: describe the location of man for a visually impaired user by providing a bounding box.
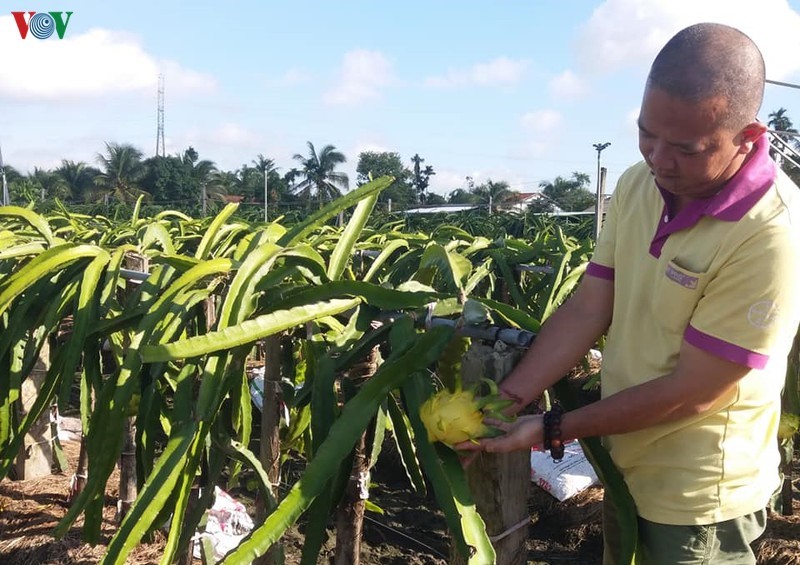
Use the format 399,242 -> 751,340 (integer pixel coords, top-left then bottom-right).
458,23 -> 800,564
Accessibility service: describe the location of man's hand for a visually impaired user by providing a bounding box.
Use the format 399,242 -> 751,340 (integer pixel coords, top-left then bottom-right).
455,414 -> 545,454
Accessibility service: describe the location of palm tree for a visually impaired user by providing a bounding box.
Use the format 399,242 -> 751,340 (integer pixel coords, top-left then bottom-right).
284,167 -> 301,186
182,147 -> 217,183
182,147 -> 217,207
473,179 -> 515,213
767,108 -> 799,161
1,164 -> 23,185
767,108 -> 800,185
252,154 -> 295,212
30,167 -> 69,201
9,177 -> 42,204
206,170 -> 236,202
292,142 -> 349,208
537,172 -> 594,212
448,187 -> 476,204
55,160 -> 97,202
252,154 -> 275,201
95,142 -> 150,204
252,154 -> 275,176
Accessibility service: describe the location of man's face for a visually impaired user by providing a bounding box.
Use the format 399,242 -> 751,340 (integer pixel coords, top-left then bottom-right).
637,86 -> 746,202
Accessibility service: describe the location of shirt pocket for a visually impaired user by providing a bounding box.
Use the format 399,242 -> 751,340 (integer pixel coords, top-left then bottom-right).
652,260 -> 709,336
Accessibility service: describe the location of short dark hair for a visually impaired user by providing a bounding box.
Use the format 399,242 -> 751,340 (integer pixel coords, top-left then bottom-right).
646,23 -> 765,130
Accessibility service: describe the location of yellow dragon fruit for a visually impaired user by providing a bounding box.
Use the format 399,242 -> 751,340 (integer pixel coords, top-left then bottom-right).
419,379 -> 514,447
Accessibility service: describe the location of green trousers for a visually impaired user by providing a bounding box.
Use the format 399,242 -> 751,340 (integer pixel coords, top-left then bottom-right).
603,499 -> 767,565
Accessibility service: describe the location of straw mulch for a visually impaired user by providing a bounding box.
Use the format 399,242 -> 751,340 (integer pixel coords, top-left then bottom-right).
0,437 -> 169,565
0,413 -> 797,565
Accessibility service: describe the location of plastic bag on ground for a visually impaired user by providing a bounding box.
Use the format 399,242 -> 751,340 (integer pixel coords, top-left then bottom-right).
193,486 -> 255,562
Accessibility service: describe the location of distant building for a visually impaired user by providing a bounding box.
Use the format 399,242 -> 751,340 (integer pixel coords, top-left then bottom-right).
497,192 -> 564,214
579,195 -> 613,214
404,204 -> 478,214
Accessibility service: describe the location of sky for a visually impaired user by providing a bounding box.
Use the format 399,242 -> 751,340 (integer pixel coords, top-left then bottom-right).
3,0 -> 800,199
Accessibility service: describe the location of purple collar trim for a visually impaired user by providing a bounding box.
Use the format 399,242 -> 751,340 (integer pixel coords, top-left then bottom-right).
649,135 -> 776,258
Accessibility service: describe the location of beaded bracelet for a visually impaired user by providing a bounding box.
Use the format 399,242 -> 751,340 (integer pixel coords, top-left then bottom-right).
543,401 -> 565,462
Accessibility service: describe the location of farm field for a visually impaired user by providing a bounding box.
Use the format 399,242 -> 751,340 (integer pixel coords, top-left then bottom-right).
0,184 -> 798,565
0,435 -> 797,564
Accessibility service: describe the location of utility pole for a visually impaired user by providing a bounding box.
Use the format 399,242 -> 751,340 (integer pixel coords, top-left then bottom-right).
201,183 -> 207,216
0,144 -> 9,206
593,142 -> 611,240
264,164 -> 269,222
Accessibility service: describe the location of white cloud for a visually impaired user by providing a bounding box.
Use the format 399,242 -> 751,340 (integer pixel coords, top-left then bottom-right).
467,168 -> 527,189
213,123 -> 259,146
158,60 -> 218,95
323,49 -> 396,106
549,70 -> 587,100
425,57 -> 528,88
521,109 -> 564,133
625,107 -> 640,134
351,141 -> 393,157
179,123 -> 260,151
156,123 -> 263,170
428,169 -> 468,195
518,109 -> 565,160
428,166 -> 530,196
0,18 -> 216,102
273,68 -> 313,87
576,0 -> 800,79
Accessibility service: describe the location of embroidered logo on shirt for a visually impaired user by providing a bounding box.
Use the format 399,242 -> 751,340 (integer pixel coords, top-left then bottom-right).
665,264 -> 698,289
748,300 -> 779,328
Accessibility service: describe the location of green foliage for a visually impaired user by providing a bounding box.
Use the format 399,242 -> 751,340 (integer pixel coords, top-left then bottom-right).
142,155 -> 198,206
535,172 -> 594,212
410,153 -> 436,204
95,142 -> 150,204
768,107 -> 800,186
356,151 -> 415,208
55,160 -> 101,203
0,173 -> 639,564
292,141 -> 349,208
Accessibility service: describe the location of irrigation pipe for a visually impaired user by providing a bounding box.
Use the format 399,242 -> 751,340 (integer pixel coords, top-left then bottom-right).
118,267 -> 541,349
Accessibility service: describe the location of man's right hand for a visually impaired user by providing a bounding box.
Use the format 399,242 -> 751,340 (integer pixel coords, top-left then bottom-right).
455,414 -> 545,454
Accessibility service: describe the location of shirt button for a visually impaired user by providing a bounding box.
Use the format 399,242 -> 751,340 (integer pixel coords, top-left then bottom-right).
663,215 -> 669,223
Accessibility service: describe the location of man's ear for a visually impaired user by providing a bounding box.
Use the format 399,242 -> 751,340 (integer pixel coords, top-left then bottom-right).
737,122 -> 767,152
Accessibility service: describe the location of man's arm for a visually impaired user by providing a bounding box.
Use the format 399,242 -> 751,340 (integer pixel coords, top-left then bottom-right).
470,338 -> 749,453
562,339 -> 748,438
497,272 -> 614,414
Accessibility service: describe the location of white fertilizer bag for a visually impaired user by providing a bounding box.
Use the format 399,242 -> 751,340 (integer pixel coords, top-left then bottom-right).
530,442 -> 600,501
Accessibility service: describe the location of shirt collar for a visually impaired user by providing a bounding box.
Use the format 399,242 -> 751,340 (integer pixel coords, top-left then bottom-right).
649,134 -> 776,258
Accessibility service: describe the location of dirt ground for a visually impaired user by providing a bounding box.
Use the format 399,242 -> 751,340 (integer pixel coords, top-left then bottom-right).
1,430 -> 799,565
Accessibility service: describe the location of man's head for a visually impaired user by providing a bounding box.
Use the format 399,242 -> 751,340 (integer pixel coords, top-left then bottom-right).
648,23 -> 764,130
638,23 -> 767,202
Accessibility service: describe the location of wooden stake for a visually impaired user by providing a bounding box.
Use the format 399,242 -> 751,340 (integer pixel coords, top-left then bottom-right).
453,339 -> 531,565
254,334 -> 284,565
13,339 -> 53,480
117,252 -> 148,522
333,345 -> 380,565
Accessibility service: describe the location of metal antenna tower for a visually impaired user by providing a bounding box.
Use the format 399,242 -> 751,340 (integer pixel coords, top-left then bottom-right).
155,74 -> 165,157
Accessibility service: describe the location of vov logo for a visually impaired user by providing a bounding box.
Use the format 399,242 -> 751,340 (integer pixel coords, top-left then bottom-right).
11,11 -> 73,39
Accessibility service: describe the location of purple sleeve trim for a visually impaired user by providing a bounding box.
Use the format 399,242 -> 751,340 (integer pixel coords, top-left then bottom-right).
684,325 -> 769,369
586,261 -> 615,281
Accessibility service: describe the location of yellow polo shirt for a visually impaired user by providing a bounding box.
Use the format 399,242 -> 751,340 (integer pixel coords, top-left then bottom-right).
587,136 -> 800,525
